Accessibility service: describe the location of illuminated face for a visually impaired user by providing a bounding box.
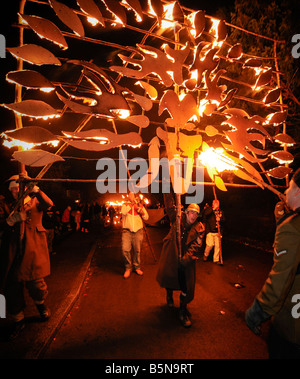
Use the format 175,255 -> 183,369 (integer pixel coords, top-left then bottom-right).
286,180 -> 300,211
10,186 -> 19,200
187,210 -> 198,224
128,192 -> 135,203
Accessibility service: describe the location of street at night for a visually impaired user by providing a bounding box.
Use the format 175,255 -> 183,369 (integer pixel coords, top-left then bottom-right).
0,0 -> 300,363
0,223 -> 274,359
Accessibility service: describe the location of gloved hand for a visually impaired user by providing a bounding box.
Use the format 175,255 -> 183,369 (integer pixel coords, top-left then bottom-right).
245,298 -> 271,335
28,185 -> 40,197
6,211 -> 27,226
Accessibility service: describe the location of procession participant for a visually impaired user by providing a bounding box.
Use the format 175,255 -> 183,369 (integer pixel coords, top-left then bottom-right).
202,200 -> 225,264
121,192 -> 149,279
245,168 -> 300,359
0,175 -> 53,339
156,193 -> 205,328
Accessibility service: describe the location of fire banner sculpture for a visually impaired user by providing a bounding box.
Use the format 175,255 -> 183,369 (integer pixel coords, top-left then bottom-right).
0,0 -> 294,199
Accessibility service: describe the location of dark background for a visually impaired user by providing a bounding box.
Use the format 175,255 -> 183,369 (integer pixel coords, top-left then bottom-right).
0,0 -> 298,242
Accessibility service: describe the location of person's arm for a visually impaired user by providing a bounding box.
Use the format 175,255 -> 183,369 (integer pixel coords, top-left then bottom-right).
31,186 -> 53,211
246,220 -> 300,334
180,222 -> 205,267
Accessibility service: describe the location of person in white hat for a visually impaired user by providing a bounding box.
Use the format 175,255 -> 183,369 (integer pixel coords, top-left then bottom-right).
0,174 -> 53,340
156,194 -> 205,327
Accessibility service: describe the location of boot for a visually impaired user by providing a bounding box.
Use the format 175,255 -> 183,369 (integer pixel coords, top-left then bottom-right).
166,289 -> 174,307
179,294 -> 191,328
36,303 -> 51,321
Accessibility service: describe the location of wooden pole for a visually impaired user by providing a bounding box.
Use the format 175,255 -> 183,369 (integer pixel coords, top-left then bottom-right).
212,185 -> 223,265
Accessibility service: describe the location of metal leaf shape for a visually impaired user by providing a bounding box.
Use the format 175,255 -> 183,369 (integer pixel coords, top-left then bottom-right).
6,70 -> 55,91
132,93 -> 153,111
193,10 -> 206,38
222,108 -> 270,163
264,88 -> 281,104
158,90 -> 199,129
227,43 -> 243,59
49,0 -> 85,37
270,150 -> 294,163
265,110 -> 287,125
136,81 -> 157,100
112,43 -> 190,87
172,1 -> 184,23
20,14 -> 68,50
254,68 -> 273,89
126,115 -> 149,128
205,125 -> 219,137
267,166 -> 292,179
243,58 -> 262,68
12,149 -> 64,167
138,136 -> 160,188
205,69 -> 227,103
214,175 -> 227,191
76,0 -> 105,27
122,0 -> 143,22
7,44 -> 61,66
3,126 -> 56,144
217,20 -> 227,42
190,43 -> 219,87
102,0 -> 127,25
61,129 -> 142,151
274,133 -> 295,146
148,0 -> 164,24
1,100 -> 60,119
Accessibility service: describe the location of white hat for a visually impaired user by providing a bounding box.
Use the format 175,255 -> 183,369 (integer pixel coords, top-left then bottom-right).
186,203 -> 200,214
7,175 -> 19,191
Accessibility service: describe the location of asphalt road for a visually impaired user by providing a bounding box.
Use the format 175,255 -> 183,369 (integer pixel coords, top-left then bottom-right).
36,225 -> 273,360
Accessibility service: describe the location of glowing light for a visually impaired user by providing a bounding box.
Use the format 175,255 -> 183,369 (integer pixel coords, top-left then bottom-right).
1,135 -> 59,151
161,2 -> 176,30
198,147 -> 239,173
113,109 -> 131,119
87,17 -> 99,26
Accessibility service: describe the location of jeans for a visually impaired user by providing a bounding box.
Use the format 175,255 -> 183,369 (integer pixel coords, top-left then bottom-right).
122,229 -> 144,270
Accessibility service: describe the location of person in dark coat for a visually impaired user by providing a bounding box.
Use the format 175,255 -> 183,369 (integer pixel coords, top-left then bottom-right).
0,175 -> 53,339
156,193 -> 205,327
245,168 -> 300,359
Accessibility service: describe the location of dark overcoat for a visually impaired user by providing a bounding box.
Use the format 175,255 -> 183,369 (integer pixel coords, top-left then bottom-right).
18,194 -> 51,281
156,195 -> 204,303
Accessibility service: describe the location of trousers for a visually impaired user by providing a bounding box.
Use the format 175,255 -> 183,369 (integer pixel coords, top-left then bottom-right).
204,232 -> 221,262
122,228 -> 144,269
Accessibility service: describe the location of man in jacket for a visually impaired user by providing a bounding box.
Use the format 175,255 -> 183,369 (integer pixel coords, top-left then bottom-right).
245,168 -> 300,359
156,193 -> 205,327
202,200 -> 224,264
121,192 -> 149,279
0,175 -> 53,339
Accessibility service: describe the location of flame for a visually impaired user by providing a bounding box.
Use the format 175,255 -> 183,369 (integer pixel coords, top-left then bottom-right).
209,19 -> 224,48
113,109 -> 131,119
186,12 -> 197,38
161,2 -> 176,30
121,0 -> 142,22
1,135 -> 59,151
198,147 -> 239,172
87,17 -> 99,26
